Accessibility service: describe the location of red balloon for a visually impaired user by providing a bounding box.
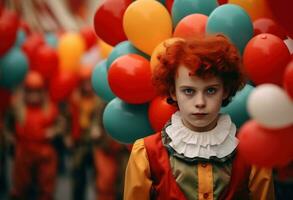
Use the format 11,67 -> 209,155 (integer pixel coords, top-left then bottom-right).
93,0 -> 132,46
238,120 -> 293,167
165,0 -> 174,14
253,18 -> 287,40
80,26 -> 98,50
0,88 -> 11,113
21,33 -> 45,63
148,96 -> 177,132
267,0 -> 293,37
243,33 -> 291,86
31,44 -> 59,80
108,54 -> 156,104
173,14 -> 208,39
0,9 -> 19,56
218,0 -> 228,5
19,19 -> 31,35
283,59 -> 293,100
49,70 -> 79,102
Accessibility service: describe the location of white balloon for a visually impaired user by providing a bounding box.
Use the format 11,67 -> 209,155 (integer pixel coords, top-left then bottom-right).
284,37 -> 293,54
247,84 -> 293,128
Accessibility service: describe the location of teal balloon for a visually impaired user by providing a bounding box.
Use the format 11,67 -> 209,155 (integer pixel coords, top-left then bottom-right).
206,4 -> 253,54
0,48 -> 28,89
103,98 -> 154,144
15,30 -> 26,47
91,60 -> 116,102
221,84 -> 254,128
172,0 -> 218,27
45,32 -> 58,48
107,41 -> 149,70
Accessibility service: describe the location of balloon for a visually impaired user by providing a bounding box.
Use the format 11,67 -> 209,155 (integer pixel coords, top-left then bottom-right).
238,120 -> 293,167
80,26 -> 98,50
58,32 -> 85,72
284,59 -> 293,100
107,41 -> 149,70
243,33 -> 291,86
267,0 -> 293,37
173,14 -> 208,39
103,98 -> 154,144
247,84 -> 293,128
93,0 -> 131,46
206,4 -> 253,54
31,45 -> 59,80
165,0 -> 174,13
218,0 -> 228,5
284,38 -> 293,54
148,96 -> 177,131
123,0 -> 172,55
150,37 -> 184,71
98,39 -> 113,59
0,48 -> 28,89
253,18 -> 287,40
21,33 -> 45,63
228,0 -> 273,21
15,30 -> 26,47
45,32 -> 58,48
172,0 -> 218,27
49,70 -> 79,102
91,60 -> 116,102
108,54 -> 156,104
221,84 -> 254,128
0,9 -> 19,56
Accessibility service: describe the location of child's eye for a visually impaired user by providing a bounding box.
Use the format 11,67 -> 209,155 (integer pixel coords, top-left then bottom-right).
206,87 -> 217,95
183,88 -> 194,95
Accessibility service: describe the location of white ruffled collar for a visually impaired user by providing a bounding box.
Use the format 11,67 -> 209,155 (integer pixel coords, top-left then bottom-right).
165,112 -> 238,159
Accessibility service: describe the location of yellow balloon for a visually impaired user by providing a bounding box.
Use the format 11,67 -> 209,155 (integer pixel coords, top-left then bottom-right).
98,39 -> 113,59
150,37 -> 184,72
228,0 -> 273,21
58,32 -> 86,72
123,0 -> 172,55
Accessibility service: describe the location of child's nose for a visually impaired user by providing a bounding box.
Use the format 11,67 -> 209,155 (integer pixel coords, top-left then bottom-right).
194,93 -> 206,109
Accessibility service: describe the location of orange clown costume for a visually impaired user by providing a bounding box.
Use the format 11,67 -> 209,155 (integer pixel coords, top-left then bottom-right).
10,72 -> 59,200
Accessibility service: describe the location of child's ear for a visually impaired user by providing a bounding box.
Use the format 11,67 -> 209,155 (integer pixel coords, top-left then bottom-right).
169,89 -> 177,101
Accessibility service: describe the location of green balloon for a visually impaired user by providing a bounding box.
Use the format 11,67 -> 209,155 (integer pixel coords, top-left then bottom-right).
107,41 -> 149,70
221,84 -> 254,128
103,98 -> 154,144
206,4 -> 253,54
172,0 -> 218,27
0,48 -> 28,89
91,60 -> 116,102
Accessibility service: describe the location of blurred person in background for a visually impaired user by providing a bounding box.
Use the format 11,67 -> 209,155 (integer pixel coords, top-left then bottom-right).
6,71 -> 59,200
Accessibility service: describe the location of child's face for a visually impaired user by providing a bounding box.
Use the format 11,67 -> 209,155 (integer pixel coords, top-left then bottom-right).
171,65 -> 228,132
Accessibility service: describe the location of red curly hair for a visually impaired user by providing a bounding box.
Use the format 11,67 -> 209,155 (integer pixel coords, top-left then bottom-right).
152,34 -> 246,107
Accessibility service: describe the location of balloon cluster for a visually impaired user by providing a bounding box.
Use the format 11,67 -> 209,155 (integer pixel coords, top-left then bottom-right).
91,0 -> 293,170
0,7 -> 101,110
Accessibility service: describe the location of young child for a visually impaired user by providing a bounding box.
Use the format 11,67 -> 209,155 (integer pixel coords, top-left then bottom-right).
124,35 -> 275,200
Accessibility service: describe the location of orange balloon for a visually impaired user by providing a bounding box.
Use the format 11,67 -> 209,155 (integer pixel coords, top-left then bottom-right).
98,39 -> 113,59
58,32 -> 86,72
150,37 -> 184,71
173,14 -> 208,39
228,0 -> 273,21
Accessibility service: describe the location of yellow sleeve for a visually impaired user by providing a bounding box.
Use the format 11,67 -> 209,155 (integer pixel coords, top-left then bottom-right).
123,139 -> 152,200
248,166 -> 275,200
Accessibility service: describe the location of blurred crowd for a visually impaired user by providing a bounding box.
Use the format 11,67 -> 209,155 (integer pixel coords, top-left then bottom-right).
0,69 -> 129,200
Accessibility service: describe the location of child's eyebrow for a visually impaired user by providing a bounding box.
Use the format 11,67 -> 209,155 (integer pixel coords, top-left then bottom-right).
179,84 -> 221,89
